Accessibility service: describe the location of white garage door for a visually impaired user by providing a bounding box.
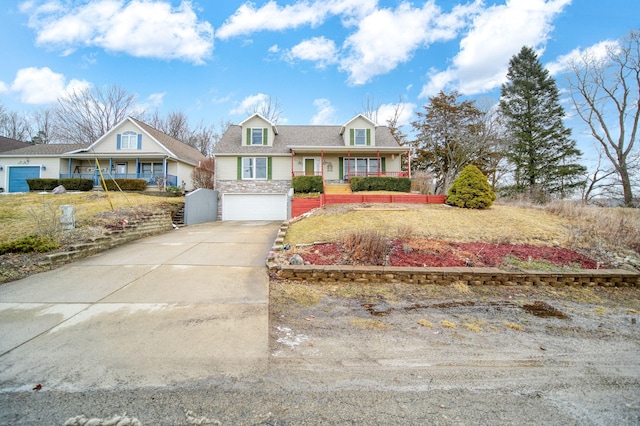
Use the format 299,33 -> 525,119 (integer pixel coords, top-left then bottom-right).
222,193 -> 288,220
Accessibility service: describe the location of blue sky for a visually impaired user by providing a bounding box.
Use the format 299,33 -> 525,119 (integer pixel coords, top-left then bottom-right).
0,0 -> 637,157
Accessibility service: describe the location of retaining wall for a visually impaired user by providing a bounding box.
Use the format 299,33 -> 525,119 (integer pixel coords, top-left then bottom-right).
39,211 -> 173,267
269,222 -> 639,287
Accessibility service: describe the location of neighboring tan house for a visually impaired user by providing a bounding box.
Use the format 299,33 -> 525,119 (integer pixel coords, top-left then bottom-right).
0,117 -> 206,193
212,113 -> 410,220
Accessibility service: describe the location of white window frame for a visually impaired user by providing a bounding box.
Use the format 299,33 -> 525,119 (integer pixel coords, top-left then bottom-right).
121,131 -> 137,150
354,129 -> 366,146
250,128 -> 263,145
242,157 -> 268,180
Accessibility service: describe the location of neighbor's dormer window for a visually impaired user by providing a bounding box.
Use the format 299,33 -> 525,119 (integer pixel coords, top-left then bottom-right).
354,129 -> 366,145
121,131 -> 137,149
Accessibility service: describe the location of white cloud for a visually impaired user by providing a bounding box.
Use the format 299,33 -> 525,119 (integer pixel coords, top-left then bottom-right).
421,0 -> 571,97
546,40 -> 618,75
216,0 -> 376,39
377,102 -> 416,127
287,37 -> 338,68
5,67 -> 90,104
341,1 -> 479,85
21,0 -> 213,64
230,93 -> 269,115
310,98 -> 336,124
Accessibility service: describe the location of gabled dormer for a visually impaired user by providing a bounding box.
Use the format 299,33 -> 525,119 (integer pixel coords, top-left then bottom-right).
239,113 -> 278,147
340,114 -> 377,147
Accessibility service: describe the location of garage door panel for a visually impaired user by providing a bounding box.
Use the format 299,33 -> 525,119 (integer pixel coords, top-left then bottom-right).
8,166 -> 40,193
222,194 -> 287,221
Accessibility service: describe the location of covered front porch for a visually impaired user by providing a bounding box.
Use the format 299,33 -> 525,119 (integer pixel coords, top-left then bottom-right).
60,155 -> 179,187
289,146 -> 411,183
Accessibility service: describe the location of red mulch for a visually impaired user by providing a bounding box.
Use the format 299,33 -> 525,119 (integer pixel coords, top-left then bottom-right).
296,239 -> 601,269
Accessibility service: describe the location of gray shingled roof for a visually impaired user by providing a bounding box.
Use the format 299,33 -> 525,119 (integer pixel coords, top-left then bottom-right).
0,136 -> 31,153
131,118 -> 207,165
1,143 -> 89,156
213,125 -> 405,155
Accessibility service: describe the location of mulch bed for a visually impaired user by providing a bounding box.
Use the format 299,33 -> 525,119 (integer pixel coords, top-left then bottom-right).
295,239 -> 602,269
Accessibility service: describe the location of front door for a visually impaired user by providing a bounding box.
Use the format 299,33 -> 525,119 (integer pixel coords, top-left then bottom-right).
116,163 -> 127,176
304,158 -> 315,176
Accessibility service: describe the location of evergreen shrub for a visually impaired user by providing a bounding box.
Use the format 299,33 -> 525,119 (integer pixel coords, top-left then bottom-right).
102,179 -> 147,191
292,176 -> 323,193
350,176 -> 411,192
446,165 -> 496,209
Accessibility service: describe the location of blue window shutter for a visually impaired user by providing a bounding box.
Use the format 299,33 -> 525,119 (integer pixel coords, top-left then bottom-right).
137,134 -> 142,150
339,157 -> 343,179
267,157 -> 272,180
237,157 -> 242,180
116,134 -> 121,150
366,129 -> 371,145
246,128 -> 251,145
350,129 -> 354,145
263,128 -> 268,145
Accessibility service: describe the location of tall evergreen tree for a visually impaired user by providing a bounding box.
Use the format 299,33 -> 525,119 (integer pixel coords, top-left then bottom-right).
500,46 -> 585,199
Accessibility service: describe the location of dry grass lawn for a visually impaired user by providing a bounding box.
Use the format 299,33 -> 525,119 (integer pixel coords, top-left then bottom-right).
0,191 -> 184,243
285,203 -> 573,247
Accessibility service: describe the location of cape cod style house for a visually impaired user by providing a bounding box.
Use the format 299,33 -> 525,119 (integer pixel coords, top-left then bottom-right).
212,113 -> 410,220
0,117 -> 206,193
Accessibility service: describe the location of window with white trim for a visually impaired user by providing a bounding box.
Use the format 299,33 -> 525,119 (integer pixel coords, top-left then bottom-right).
242,157 -> 267,179
354,129 -> 366,145
121,131 -> 137,149
251,128 -> 263,145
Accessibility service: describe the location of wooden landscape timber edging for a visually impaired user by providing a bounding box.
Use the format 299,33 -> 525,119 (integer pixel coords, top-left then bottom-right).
268,221 -> 639,288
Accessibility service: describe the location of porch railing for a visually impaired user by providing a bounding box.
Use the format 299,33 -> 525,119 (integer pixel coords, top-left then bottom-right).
60,173 -> 178,187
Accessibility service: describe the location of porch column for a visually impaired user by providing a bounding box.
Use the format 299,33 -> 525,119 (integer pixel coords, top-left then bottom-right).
67,158 -> 72,175
290,149 -> 295,178
408,151 -> 412,178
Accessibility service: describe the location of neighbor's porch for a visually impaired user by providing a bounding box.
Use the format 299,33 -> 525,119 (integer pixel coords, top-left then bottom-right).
60,156 -> 178,187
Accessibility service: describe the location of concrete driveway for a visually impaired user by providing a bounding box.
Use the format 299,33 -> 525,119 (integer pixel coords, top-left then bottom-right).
0,221 -> 280,392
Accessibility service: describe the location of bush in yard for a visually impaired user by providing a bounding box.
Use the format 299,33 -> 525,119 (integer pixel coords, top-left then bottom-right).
349,176 -> 411,192
342,230 -> 388,265
27,178 -> 59,191
0,235 -> 59,255
102,179 -> 147,191
292,175 -> 323,193
447,165 -> 496,209
58,178 -> 94,191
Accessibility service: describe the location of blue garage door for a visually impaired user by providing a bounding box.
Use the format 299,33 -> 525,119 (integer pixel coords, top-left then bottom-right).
8,166 -> 40,192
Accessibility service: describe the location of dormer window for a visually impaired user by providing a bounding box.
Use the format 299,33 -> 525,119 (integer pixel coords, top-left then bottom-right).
354,129 -> 366,145
251,128 -> 264,145
121,131 -> 137,149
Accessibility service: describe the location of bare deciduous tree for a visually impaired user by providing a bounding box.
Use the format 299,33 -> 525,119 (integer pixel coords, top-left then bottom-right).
52,85 -> 141,145
30,109 -> 54,144
250,95 -> 283,124
361,95 -> 381,123
191,157 -> 215,189
0,105 -> 32,142
568,29 -> 640,207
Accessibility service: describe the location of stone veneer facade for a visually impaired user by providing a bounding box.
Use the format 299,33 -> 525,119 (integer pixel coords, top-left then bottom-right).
215,180 -> 291,194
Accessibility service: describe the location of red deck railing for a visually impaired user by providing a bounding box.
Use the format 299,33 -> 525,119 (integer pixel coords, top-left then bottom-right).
291,193 -> 446,217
